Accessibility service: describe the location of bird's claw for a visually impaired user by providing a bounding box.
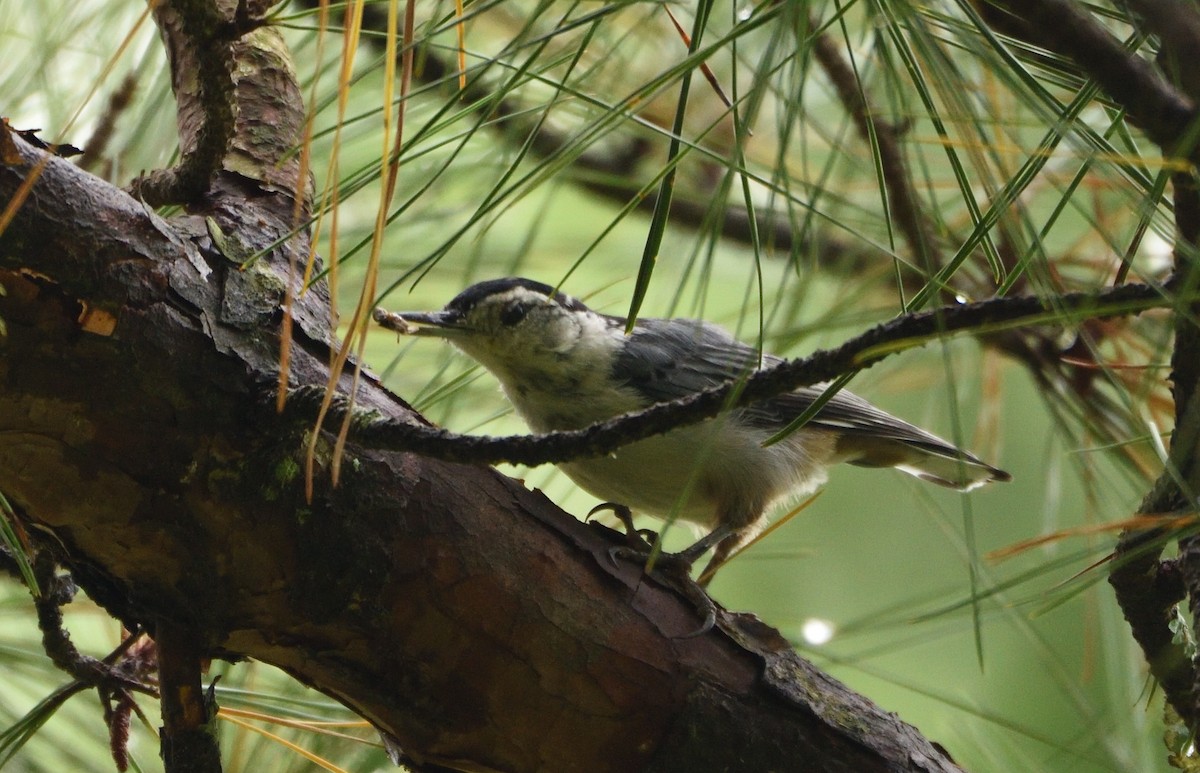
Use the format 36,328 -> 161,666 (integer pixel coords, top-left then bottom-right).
678,596 -> 718,638
586,501 -> 635,532
588,502 -> 659,552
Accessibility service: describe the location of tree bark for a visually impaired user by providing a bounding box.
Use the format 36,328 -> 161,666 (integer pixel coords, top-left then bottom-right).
0,2 -> 967,771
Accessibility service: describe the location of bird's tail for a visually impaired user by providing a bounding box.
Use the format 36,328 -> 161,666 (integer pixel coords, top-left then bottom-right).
839,436 -> 1010,492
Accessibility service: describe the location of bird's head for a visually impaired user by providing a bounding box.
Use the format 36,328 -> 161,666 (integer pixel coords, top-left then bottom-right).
374,278 -> 618,386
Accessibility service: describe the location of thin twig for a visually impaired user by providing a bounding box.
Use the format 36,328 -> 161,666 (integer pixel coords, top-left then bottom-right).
979,0 -> 1197,154
346,282 -> 1172,467
809,11 -> 942,274
79,74 -> 138,175
32,556 -> 157,697
129,1 -> 240,205
157,620 -> 221,773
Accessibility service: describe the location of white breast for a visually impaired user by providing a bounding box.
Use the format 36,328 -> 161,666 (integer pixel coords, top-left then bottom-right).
554,414 -> 839,531
477,312 -> 841,531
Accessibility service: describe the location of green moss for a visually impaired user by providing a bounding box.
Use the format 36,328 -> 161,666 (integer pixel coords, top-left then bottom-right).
274,456 -> 300,486
262,455 -> 302,502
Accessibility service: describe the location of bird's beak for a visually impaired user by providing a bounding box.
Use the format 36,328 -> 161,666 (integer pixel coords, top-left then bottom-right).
373,307 -> 467,337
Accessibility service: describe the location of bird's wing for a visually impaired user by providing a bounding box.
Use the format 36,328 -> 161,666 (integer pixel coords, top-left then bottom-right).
744,386 -> 976,458
610,318 -> 764,401
612,317 -> 981,458
611,317 -> 1006,488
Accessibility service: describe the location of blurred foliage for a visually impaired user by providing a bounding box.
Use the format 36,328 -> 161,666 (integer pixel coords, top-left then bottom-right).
0,0 -> 1192,770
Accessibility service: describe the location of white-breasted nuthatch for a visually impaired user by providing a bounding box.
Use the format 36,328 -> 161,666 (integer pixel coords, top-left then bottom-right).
375,277 -> 1009,581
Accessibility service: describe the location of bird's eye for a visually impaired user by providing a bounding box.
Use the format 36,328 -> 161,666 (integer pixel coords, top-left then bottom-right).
500,302 -> 530,326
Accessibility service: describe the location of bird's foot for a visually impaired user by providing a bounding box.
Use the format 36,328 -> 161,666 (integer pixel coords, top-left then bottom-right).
585,506 -> 715,633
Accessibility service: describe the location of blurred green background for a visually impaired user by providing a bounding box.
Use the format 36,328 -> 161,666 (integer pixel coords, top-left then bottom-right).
0,0 -> 1180,771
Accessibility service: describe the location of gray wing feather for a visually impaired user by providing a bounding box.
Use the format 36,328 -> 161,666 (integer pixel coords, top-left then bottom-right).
612,318 -> 763,401
612,317 -> 977,459
748,389 -> 978,459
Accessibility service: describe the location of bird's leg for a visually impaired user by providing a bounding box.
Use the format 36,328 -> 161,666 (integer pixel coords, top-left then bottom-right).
695,531 -> 743,588
587,508 -> 739,586
673,523 -> 735,570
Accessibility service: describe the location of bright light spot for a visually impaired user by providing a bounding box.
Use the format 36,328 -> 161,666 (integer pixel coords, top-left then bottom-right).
954,294 -> 968,304
801,618 -> 835,646
736,6 -> 753,21
1140,231 -> 1174,274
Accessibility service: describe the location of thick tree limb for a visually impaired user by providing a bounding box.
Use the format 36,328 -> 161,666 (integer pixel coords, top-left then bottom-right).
130,0 -> 240,205
978,0 -> 1197,155
1125,0 -> 1200,102
131,0 -> 305,206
